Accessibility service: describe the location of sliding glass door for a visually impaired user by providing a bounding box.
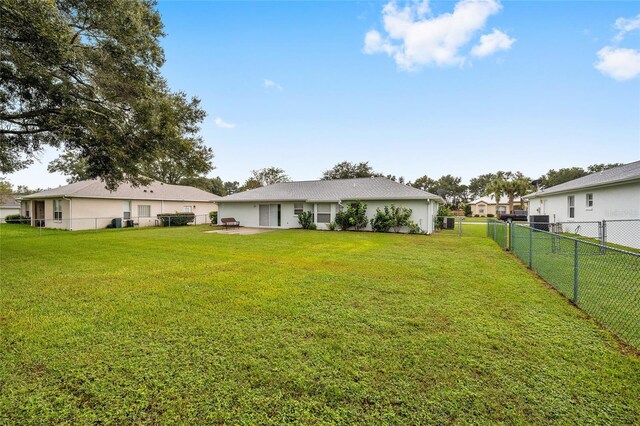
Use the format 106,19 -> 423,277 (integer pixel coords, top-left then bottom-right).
259,204 -> 281,227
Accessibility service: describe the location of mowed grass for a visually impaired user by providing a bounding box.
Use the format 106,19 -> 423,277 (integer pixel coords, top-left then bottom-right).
1,224 -> 639,424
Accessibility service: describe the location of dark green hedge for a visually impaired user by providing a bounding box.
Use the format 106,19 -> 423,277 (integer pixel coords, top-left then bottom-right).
157,213 -> 195,226
4,214 -> 30,224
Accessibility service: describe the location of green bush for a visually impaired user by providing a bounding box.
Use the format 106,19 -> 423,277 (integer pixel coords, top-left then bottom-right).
487,214 -> 495,218
298,211 -> 315,230
407,221 -> 422,234
464,204 -> 472,217
337,201 -> 368,231
157,213 -> 195,226
209,211 -> 218,225
389,205 -> 412,233
370,207 -> 393,232
474,214 -> 480,217
327,221 -> 337,231
4,214 -> 29,224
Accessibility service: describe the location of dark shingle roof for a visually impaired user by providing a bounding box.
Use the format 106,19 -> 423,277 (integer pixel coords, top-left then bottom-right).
526,160 -> 640,198
21,179 -> 220,202
0,195 -> 19,208
219,177 -> 444,203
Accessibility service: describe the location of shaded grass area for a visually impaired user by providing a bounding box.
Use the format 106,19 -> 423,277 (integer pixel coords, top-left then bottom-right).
1,224 -> 639,424
510,226 -> 640,349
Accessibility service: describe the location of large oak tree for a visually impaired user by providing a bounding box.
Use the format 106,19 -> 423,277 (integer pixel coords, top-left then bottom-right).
1,0 -> 210,189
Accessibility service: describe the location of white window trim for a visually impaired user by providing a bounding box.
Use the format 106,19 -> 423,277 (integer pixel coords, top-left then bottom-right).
53,199 -> 63,222
568,195 -> 575,219
293,203 -> 304,216
585,193 -> 593,210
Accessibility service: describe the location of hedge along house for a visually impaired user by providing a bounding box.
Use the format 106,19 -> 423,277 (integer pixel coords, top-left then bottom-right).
217,177 -> 444,233
524,160 -> 640,249
19,179 -> 220,231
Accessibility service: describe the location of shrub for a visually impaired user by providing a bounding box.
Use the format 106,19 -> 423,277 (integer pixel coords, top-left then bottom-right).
487,214 -> 495,218
464,204 -> 472,217
298,211 -> 315,230
370,207 -> 393,232
209,211 -> 218,225
157,213 -> 195,226
334,211 -> 350,231
407,221 -> 422,234
4,214 -> 29,224
335,202 -> 368,231
327,221 -> 337,231
474,214 -> 480,217
389,205 -> 412,233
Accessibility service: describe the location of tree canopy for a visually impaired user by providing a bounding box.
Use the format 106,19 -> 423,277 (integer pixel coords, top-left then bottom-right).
0,0 -> 209,189
321,161 -> 382,180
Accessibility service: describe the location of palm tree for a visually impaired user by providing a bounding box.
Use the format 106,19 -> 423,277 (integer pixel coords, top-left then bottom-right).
501,172 -> 533,213
484,173 -> 506,215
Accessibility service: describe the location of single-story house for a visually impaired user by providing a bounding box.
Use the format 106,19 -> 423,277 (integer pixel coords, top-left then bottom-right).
468,195 -> 528,217
524,160 -> 640,248
217,177 -> 444,233
19,179 -> 220,230
0,195 -> 20,222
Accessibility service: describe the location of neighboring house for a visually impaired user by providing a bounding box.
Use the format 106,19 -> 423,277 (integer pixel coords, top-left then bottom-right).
217,177 -> 444,233
524,160 -> 640,248
468,195 -> 528,217
0,195 -> 20,222
19,179 -> 220,230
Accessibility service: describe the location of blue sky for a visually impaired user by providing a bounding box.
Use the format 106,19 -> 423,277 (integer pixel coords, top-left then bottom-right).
7,0 -> 640,189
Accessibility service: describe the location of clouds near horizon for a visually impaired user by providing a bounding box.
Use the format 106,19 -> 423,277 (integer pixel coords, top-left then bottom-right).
363,0 -> 514,70
214,117 -> 236,129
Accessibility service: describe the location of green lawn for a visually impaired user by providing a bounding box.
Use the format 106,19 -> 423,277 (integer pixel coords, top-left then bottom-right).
1,224 -> 639,424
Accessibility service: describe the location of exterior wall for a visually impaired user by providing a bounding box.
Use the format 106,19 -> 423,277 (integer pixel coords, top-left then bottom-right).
0,207 -> 20,221
528,182 -> 640,248
22,197 -> 216,230
218,199 -> 438,234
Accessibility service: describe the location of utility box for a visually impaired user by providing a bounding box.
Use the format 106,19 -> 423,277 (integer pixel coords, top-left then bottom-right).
444,217 -> 455,230
530,215 -> 549,231
112,218 -> 122,228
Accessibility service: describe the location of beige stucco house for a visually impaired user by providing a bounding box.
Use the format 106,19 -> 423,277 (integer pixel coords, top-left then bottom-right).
20,179 -> 219,230
468,195 -> 528,217
1,195 -> 20,222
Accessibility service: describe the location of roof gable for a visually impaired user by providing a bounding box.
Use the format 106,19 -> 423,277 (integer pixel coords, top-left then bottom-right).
219,177 -> 444,203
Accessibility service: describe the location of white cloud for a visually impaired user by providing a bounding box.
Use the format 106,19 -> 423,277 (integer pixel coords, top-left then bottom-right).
594,15 -> 640,81
214,117 -> 236,129
613,14 -> 640,42
594,47 -> 640,81
264,79 -> 283,90
363,0 -> 509,70
471,28 -> 515,57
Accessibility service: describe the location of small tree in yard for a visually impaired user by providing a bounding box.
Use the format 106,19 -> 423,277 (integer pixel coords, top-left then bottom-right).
389,205 -> 412,233
335,201 -> 368,231
370,207 -> 393,232
464,204 -> 472,217
298,211 -> 316,230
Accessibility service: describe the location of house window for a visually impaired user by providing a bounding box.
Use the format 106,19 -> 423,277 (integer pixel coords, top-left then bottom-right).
183,206 -> 192,213
138,205 -> 151,217
316,203 -> 331,223
53,199 -> 62,221
294,203 -> 304,215
497,206 -> 506,214
123,201 -> 131,219
479,205 -> 485,214
586,193 -> 593,209
568,196 -> 575,218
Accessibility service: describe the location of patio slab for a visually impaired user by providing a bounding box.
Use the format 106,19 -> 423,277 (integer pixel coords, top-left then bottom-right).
205,227 -> 276,235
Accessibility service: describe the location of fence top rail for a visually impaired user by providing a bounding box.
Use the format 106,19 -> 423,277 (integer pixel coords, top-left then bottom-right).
554,221 -> 604,225
511,223 -> 640,257
604,218 -> 640,223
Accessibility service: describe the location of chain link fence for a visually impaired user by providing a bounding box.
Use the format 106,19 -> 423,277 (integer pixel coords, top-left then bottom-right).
2,213 -> 215,236
487,219 -> 640,349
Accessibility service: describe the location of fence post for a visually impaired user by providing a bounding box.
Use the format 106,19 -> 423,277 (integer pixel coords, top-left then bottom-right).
509,222 -> 513,251
528,226 -> 533,269
95,218 -> 98,232
504,222 -> 508,250
458,216 -> 462,236
573,239 -> 579,304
